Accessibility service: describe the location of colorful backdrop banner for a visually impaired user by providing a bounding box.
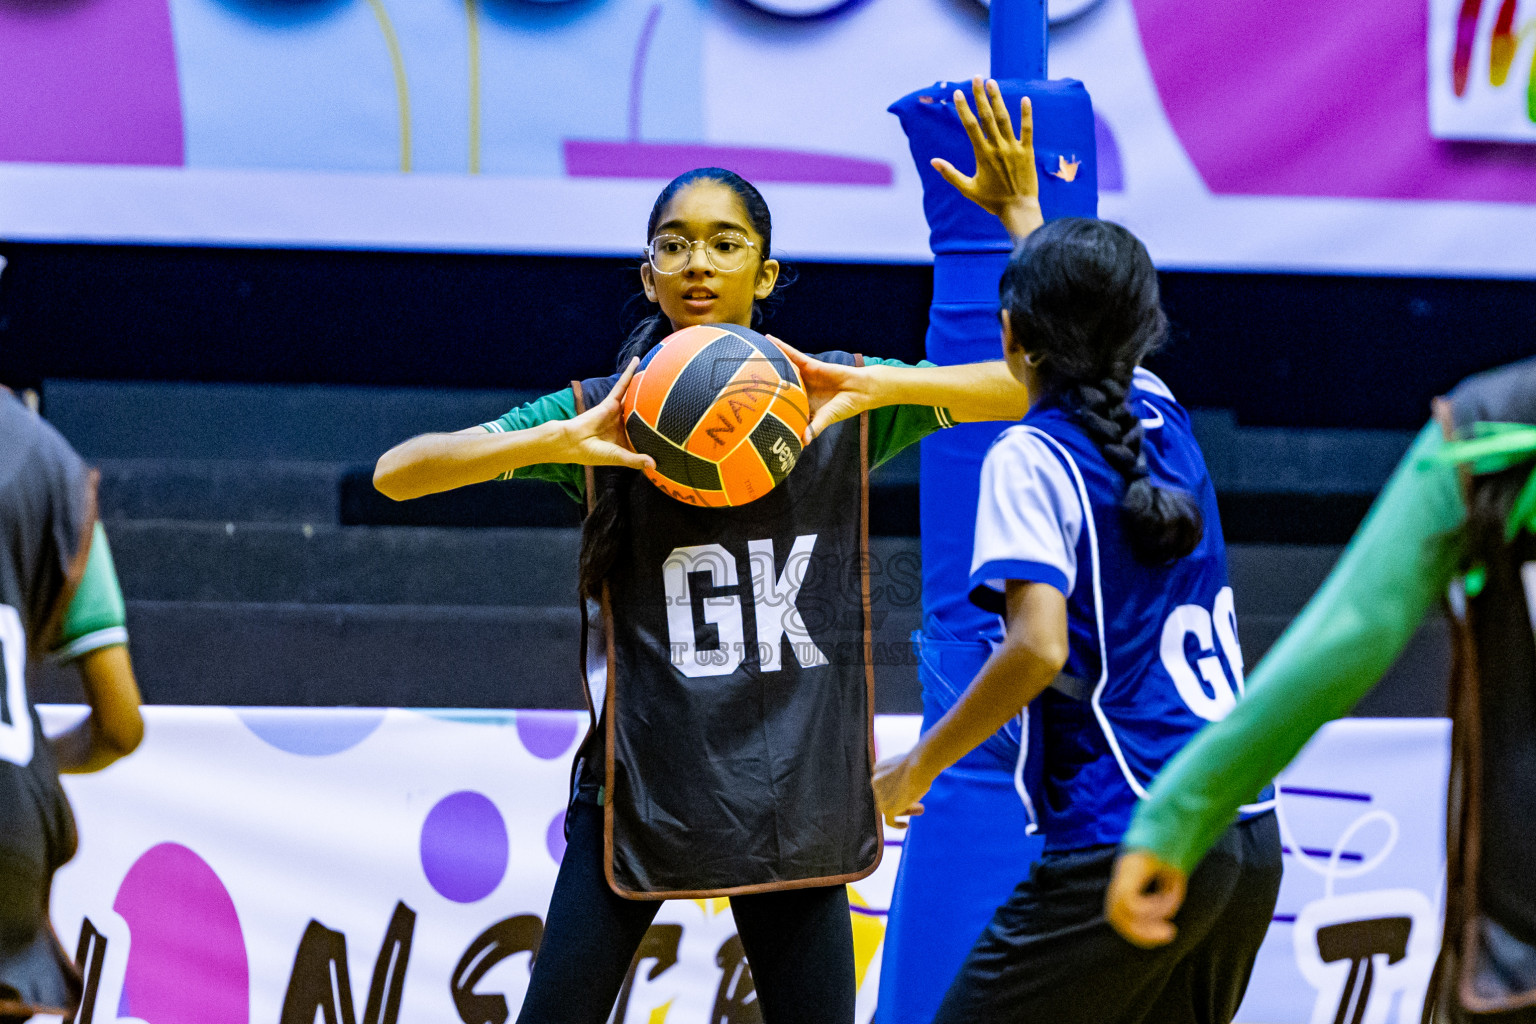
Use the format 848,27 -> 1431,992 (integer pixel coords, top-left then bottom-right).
42,707 -> 1447,1024
0,0 -> 1532,274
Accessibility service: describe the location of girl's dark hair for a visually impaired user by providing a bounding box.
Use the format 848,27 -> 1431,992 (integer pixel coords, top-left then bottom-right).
1000,217 -> 1203,564
579,168 -> 775,599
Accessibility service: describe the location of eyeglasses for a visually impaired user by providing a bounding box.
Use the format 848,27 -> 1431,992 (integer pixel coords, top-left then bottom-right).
645,232 -> 760,275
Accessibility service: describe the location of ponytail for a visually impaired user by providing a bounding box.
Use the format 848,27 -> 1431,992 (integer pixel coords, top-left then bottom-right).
1067,376 -> 1203,564
615,312 -> 670,372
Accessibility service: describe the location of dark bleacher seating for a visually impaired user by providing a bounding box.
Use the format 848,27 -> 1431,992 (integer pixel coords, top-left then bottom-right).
29,379 -> 1443,717
44,380 -> 545,462
96,460 -> 340,523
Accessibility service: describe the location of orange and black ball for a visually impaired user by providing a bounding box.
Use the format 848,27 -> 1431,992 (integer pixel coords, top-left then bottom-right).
622,325 -> 811,507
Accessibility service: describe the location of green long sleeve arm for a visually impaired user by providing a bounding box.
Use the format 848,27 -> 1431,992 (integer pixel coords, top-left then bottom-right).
1120,423 -> 1467,873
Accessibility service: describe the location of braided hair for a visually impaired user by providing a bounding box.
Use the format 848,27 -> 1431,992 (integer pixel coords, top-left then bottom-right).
578,168 -> 776,600
1000,218 -> 1203,564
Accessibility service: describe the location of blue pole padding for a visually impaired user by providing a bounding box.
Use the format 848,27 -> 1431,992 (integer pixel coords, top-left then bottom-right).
889,78 -> 1097,640
878,77 -> 1098,1024
989,0 -> 1048,81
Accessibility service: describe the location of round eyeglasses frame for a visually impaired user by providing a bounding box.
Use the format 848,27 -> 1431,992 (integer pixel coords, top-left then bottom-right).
645,232 -> 761,275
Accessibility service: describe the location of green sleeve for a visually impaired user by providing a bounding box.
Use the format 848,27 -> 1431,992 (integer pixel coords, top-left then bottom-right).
862,357 -> 955,468
53,523 -> 129,663
481,388 -> 586,502
1121,422 -> 1467,872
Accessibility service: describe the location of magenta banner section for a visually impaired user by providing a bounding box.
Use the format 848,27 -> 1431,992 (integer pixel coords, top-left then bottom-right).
0,0 -> 182,166
1133,0 -> 1536,202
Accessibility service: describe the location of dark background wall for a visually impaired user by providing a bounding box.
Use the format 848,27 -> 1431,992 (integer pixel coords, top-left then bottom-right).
3,242 -> 1533,429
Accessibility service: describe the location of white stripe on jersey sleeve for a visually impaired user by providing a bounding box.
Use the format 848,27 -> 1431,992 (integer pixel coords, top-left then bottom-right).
1132,366 -> 1175,401
970,427 -> 1083,600
51,626 -> 129,664
478,422 -> 513,479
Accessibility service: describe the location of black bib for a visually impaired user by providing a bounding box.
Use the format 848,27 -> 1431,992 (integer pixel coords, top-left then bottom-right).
576,352 -> 880,898
1434,358 -> 1536,1022
0,394 -> 89,1016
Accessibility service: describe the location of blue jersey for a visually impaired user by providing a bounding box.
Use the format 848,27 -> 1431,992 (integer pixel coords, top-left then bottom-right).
968,368 -> 1270,851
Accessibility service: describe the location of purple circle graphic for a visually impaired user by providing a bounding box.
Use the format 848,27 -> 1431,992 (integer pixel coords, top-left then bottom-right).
421,791 -> 509,903
546,809 -> 568,863
515,710 -> 580,760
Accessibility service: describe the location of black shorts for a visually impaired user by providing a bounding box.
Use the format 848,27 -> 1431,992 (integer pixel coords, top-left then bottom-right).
933,812 -> 1283,1024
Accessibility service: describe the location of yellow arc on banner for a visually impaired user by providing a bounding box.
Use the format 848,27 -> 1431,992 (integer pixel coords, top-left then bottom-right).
366,0 -> 413,172
466,0 -> 482,173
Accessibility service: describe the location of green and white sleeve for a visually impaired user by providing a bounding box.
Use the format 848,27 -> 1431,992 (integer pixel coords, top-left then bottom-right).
52,523 -> 129,664
1121,423 -> 1467,873
480,388 -> 586,501
480,360 -> 955,494
864,357 -> 956,469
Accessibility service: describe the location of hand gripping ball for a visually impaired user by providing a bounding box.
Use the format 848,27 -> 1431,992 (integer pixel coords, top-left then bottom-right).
621,324 -> 811,507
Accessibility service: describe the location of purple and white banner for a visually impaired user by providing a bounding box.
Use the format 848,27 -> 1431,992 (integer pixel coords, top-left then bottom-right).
43,707 -> 1446,1024
0,0 -> 1533,274
44,707 -> 916,1024
1430,0 -> 1536,142
1244,720 -> 1449,1024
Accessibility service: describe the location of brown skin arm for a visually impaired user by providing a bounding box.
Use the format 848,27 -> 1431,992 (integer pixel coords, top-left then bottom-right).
778,343 -> 1030,444
931,77 -> 1045,243
873,581 -> 1067,828
373,359 -> 653,500
771,78 -> 1041,444
50,644 -> 144,774
854,359 -> 1028,424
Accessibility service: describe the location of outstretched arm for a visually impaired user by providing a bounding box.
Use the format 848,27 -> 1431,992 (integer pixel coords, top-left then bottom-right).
1106,422 -> 1466,947
780,345 -> 1029,443
374,360 -> 653,500
873,581 -> 1066,828
770,78 -> 1043,442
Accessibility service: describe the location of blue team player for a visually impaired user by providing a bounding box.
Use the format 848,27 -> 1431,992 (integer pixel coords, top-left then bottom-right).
874,218 -> 1282,1024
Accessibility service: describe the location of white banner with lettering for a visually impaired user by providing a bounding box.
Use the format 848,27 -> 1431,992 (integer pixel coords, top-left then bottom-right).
42,708 -> 1446,1024
1,0 -> 1534,274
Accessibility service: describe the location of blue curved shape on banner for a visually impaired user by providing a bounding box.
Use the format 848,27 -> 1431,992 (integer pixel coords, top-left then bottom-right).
237,707 -> 386,756
879,77 -> 1097,1024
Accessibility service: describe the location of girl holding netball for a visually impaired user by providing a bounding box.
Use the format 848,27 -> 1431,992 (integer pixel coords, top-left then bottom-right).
376,78 -> 1036,1024
873,217 -> 1283,1024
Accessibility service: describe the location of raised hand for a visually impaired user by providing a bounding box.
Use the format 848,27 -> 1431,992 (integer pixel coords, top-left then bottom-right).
1104,849 -> 1189,949
565,358 -> 656,470
931,77 -> 1044,241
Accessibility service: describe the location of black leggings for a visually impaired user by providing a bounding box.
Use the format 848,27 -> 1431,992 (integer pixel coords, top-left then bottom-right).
515,800 -> 857,1024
